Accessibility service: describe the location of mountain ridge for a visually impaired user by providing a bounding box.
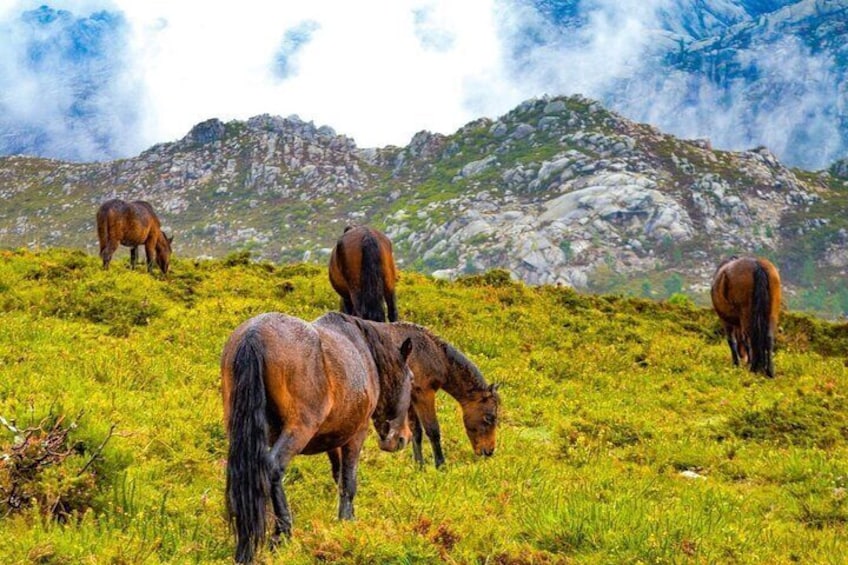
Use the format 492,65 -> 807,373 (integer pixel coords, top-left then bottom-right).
1,94 -> 846,315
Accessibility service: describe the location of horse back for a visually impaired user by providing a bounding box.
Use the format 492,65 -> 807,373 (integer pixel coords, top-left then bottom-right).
312,314 -> 380,401
711,256 -> 780,323
221,313 -> 329,433
96,199 -> 161,247
330,226 -> 396,287
711,257 -> 757,324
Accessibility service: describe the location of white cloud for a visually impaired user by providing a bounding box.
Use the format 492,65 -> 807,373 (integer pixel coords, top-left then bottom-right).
0,0 -> 844,167
118,0 -> 517,149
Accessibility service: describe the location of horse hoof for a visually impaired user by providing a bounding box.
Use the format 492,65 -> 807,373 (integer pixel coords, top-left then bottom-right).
269,534 -> 287,551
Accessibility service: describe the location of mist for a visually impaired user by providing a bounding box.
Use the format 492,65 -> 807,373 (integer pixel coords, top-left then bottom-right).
0,0 -> 844,169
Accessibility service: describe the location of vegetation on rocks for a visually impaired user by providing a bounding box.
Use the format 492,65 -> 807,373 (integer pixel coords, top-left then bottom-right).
1,248 -> 847,563
2,95 -> 847,316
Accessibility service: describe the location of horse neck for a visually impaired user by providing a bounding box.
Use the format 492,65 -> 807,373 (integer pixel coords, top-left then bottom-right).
440,362 -> 483,407
355,318 -> 400,392
153,229 -> 168,251
410,326 -> 485,402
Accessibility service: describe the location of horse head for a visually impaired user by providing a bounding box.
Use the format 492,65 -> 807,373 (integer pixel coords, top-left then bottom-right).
156,233 -> 174,274
374,337 -> 414,452
461,383 -> 501,457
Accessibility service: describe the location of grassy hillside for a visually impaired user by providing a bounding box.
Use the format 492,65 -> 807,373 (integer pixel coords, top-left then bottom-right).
1,249 -> 848,563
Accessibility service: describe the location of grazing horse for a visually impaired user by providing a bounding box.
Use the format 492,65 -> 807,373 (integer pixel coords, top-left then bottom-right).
329,225 -> 399,322
385,322 -> 501,468
221,312 -> 413,563
96,199 -> 173,274
711,256 -> 781,377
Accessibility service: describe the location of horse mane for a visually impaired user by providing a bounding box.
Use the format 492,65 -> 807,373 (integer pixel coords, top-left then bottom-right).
321,312 -> 405,405
395,321 -> 490,393
442,341 -> 490,392
354,318 -> 403,378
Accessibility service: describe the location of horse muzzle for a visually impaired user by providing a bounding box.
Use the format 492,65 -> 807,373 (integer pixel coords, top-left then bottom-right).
474,445 -> 495,457
378,429 -> 410,452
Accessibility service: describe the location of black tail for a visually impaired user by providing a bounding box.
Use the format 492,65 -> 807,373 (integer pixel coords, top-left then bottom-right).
749,263 -> 772,375
358,232 -> 386,322
226,329 -> 271,563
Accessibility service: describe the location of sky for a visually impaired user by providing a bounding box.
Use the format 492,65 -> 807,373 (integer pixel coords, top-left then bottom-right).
0,0 -> 844,168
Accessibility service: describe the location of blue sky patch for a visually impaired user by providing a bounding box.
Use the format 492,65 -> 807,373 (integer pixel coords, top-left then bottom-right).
273,20 -> 320,80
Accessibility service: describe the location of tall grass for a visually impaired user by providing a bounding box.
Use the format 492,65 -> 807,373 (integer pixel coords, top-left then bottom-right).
1,248 -> 847,563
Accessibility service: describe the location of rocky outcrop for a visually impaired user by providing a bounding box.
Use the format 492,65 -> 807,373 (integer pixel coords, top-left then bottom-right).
0,94 -> 843,309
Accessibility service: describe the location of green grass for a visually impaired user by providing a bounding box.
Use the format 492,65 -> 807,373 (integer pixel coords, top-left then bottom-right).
1,249 -> 848,563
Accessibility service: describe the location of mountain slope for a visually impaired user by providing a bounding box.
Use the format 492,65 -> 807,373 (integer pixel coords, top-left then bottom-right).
523,0 -> 848,169
0,95 -> 846,314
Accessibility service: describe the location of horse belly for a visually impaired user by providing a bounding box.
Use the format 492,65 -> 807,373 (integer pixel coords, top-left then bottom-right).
121,227 -> 149,247
301,393 -> 372,455
301,430 -> 361,454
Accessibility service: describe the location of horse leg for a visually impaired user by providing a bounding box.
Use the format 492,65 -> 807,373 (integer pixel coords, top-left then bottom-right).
267,430 -> 310,547
409,408 -> 425,467
738,338 -> 750,367
740,311 -> 758,372
766,331 -> 776,378
337,440 -> 364,520
338,431 -> 368,520
144,240 -> 156,273
130,246 -> 138,270
386,290 -> 399,322
724,323 -> 741,366
327,447 -> 342,486
101,240 -> 119,270
414,391 -> 445,468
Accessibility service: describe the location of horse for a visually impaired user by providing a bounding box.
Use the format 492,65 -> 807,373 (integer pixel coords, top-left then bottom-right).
711,256 -> 781,377
96,199 -> 173,274
328,225 -> 399,322
221,311 -> 413,563
383,321 -> 501,468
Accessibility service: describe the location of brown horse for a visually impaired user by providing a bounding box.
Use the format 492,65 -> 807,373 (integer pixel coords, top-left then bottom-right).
384,322 -> 501,468
221,312 -> 413,563
711,256 -> 781,377
96,199 -> 173,274
329,225 -> 399,322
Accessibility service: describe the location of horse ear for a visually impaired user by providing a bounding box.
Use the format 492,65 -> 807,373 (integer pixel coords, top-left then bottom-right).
400,337 -> 413,361
167,234 -> 174,244
489,383 -> 500,393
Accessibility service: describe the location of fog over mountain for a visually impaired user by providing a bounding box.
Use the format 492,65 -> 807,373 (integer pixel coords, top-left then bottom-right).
506,0 -> 847,169
0,1 -> 846,169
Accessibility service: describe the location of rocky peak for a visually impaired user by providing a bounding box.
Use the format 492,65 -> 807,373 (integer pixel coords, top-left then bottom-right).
185,118 -> 225,145
830,158 -> 848,179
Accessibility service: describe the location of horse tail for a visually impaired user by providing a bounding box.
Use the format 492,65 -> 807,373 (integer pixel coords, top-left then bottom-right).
749,262 -> 772,375
359,231 -> 387,322
226,329 -> 271,563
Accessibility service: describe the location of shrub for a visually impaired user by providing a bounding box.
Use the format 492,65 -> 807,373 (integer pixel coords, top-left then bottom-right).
0,413 -> 119,521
